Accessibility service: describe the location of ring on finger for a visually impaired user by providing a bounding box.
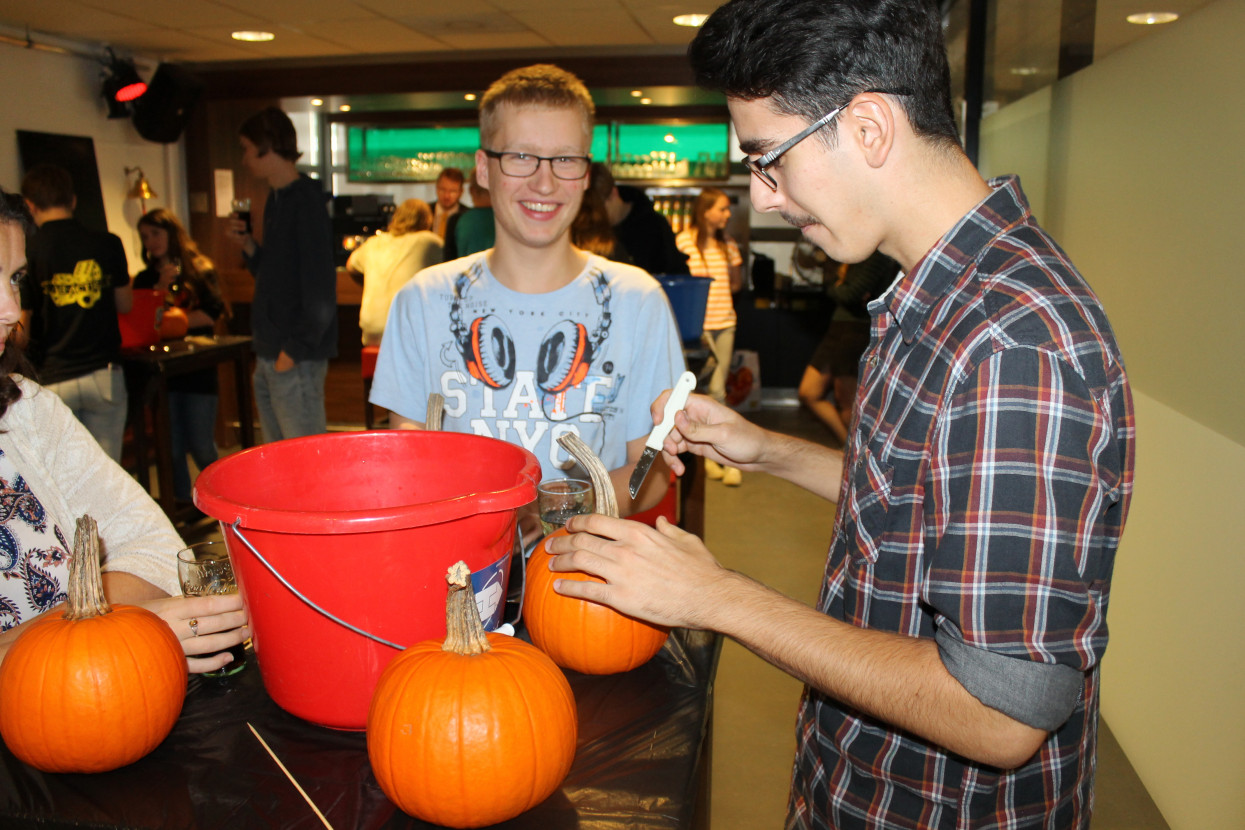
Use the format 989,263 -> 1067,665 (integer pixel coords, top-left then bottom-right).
188,618 -> 199,636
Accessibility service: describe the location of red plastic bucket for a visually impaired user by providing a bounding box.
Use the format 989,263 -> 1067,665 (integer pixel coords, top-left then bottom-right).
193,430 -> 540,730
118,289 -> 163,349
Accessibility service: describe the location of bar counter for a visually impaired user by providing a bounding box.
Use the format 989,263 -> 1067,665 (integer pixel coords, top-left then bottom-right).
0,627 -> 720,829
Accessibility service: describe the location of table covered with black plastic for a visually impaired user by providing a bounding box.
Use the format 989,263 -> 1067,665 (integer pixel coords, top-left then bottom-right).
0,627 -> 721,829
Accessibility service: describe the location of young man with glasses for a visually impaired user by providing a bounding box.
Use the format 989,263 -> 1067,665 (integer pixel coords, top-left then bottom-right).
371,64 -> 685,521
546,1 -> 1135,828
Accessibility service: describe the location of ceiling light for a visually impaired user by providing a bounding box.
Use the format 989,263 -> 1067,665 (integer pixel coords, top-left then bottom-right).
311,98 -> 324,106
630,90 -> 643,97
673,14 -> 709,27
464,93 -> 477,101
664,134 -> 676,143
232,30 -> 276,42
1010,67 -> 1040,76
1126,12 -> 1178,25
640,97 -> 652,105
339,104 -> 351,112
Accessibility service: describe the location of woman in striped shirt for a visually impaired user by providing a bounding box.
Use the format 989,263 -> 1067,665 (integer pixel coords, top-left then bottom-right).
675,187 -> 744,485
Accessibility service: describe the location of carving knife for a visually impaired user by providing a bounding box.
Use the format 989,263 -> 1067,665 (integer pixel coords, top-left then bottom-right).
628,371 -> 697,499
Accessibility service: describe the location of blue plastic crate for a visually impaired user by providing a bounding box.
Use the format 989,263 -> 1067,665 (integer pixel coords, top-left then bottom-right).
655,274 -> 713,343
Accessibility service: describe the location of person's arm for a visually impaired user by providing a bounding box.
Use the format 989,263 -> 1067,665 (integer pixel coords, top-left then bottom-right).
725,238 -> 745,292
658,391 -> 844,503
108,234 -> 133,313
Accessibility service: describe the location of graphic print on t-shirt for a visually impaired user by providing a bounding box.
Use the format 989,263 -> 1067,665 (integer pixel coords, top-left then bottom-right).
45,259 -> 105,309
437,262 -> 624,468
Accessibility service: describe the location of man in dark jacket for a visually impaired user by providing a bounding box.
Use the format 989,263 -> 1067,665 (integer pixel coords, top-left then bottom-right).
591,164 -> 688,276
229,106 -> 337,442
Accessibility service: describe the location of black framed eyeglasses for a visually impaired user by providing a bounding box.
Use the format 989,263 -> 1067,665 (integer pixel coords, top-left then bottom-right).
482,149 -> 592,180
742,89 -> 913,192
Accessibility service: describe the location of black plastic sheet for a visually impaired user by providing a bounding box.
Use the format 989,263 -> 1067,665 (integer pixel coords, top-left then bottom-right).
0,627 -> 720,829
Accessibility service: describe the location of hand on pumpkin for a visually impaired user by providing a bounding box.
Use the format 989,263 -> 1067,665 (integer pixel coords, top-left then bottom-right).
139,594 -> 250,675
544,513 -> 731,630
655,391 -> 770,476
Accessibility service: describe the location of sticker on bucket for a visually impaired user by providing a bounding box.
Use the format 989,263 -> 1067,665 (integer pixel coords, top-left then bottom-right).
472,550 -> 510,631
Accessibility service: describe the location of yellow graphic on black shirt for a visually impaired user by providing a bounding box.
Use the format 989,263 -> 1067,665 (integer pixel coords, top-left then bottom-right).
45,260 -> 105,308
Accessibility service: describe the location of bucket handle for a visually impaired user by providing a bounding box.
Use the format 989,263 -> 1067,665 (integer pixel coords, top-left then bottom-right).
228,519 -> 523,651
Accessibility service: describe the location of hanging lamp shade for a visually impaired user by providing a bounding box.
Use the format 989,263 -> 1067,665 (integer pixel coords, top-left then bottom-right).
126,172 -> 157,201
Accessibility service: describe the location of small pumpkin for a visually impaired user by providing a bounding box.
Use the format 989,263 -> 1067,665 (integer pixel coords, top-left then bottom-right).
524,433 -> 669,675
0,516 -> 187,773
156,306 -> 189,340
368,561 -> 577,828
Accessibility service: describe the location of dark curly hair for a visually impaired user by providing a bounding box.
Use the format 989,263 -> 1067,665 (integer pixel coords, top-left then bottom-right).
688,0 -> 960,151
0,188 -> 35,420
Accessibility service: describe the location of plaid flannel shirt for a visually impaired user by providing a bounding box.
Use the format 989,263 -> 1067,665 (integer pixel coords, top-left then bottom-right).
788,177 -> 1135,830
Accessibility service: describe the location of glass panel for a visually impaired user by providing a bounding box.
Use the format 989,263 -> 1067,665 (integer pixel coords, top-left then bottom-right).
347,125 -> 478,182
611,122 -> 729,180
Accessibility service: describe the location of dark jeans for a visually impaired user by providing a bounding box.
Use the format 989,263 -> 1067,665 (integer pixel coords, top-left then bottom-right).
169,391 -> 219,502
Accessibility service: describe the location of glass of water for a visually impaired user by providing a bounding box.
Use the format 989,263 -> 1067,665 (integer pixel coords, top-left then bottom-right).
177,541 -> 246,678
537,478 -> 594,536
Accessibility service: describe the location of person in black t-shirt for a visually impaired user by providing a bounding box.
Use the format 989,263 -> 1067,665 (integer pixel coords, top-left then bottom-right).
19,164 -> 132,461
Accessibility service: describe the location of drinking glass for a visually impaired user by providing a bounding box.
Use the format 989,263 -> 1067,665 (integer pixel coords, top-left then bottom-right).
231,197 -> 252,234
537,478 -> 594,536
177,541 -> 246,677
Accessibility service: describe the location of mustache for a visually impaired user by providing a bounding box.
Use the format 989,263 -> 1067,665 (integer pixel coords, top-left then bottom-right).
780,211 -> 817,228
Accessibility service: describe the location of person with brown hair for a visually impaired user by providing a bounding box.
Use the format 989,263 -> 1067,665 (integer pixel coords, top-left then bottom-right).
431,167 -> 466,241
0,188 -> 248,673
19,164 -> 132,462
229,105 -> 337,443
346,198 -> 442,346
675,186 -> 744,485
370,64 -> 685,521
133,208 -> 227,503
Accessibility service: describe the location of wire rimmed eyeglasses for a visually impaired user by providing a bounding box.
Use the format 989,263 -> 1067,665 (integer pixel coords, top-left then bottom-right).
743,89 -> 912,192
482,149 -> 591,180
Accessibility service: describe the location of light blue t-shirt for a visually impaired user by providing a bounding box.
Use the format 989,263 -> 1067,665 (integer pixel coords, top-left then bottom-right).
370,252 -> 686,480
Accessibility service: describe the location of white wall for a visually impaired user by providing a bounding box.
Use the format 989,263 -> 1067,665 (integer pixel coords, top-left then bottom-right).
0,43 -> 187,271
980,1 -> 1245,826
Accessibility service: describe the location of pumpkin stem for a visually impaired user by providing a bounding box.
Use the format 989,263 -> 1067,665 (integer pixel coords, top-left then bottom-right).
425,393 -> 444,431
442,561 -> 491,655
64,515 -> 112,621
556,433 -> 618,519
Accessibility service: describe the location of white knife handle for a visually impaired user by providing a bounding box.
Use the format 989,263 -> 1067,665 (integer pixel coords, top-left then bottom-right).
646,371 -> 697,451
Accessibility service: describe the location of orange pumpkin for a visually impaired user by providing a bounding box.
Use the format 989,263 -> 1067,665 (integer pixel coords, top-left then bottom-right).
525,527 -> 669,674
522,433 -> 669,675
0,516 -> 187,773
368,561 -> 577,828
157,306 -> 189,340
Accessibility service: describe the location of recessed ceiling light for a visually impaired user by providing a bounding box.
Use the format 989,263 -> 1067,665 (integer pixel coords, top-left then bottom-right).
464,93 -> 477,101
232,30 -> 275,42
1126,12 -> 1179,25
664,134 -> 676,143
673,14 -> 710,28
339,104 -> 351,112
630,90 -> 643,97
310,98 -> 324,106
640,97 -> 652,105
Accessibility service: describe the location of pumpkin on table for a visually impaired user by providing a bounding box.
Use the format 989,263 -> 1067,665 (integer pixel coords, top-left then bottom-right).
524,433 -> 669,675
367,560 -> 577,828
0,516 -> 187,773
